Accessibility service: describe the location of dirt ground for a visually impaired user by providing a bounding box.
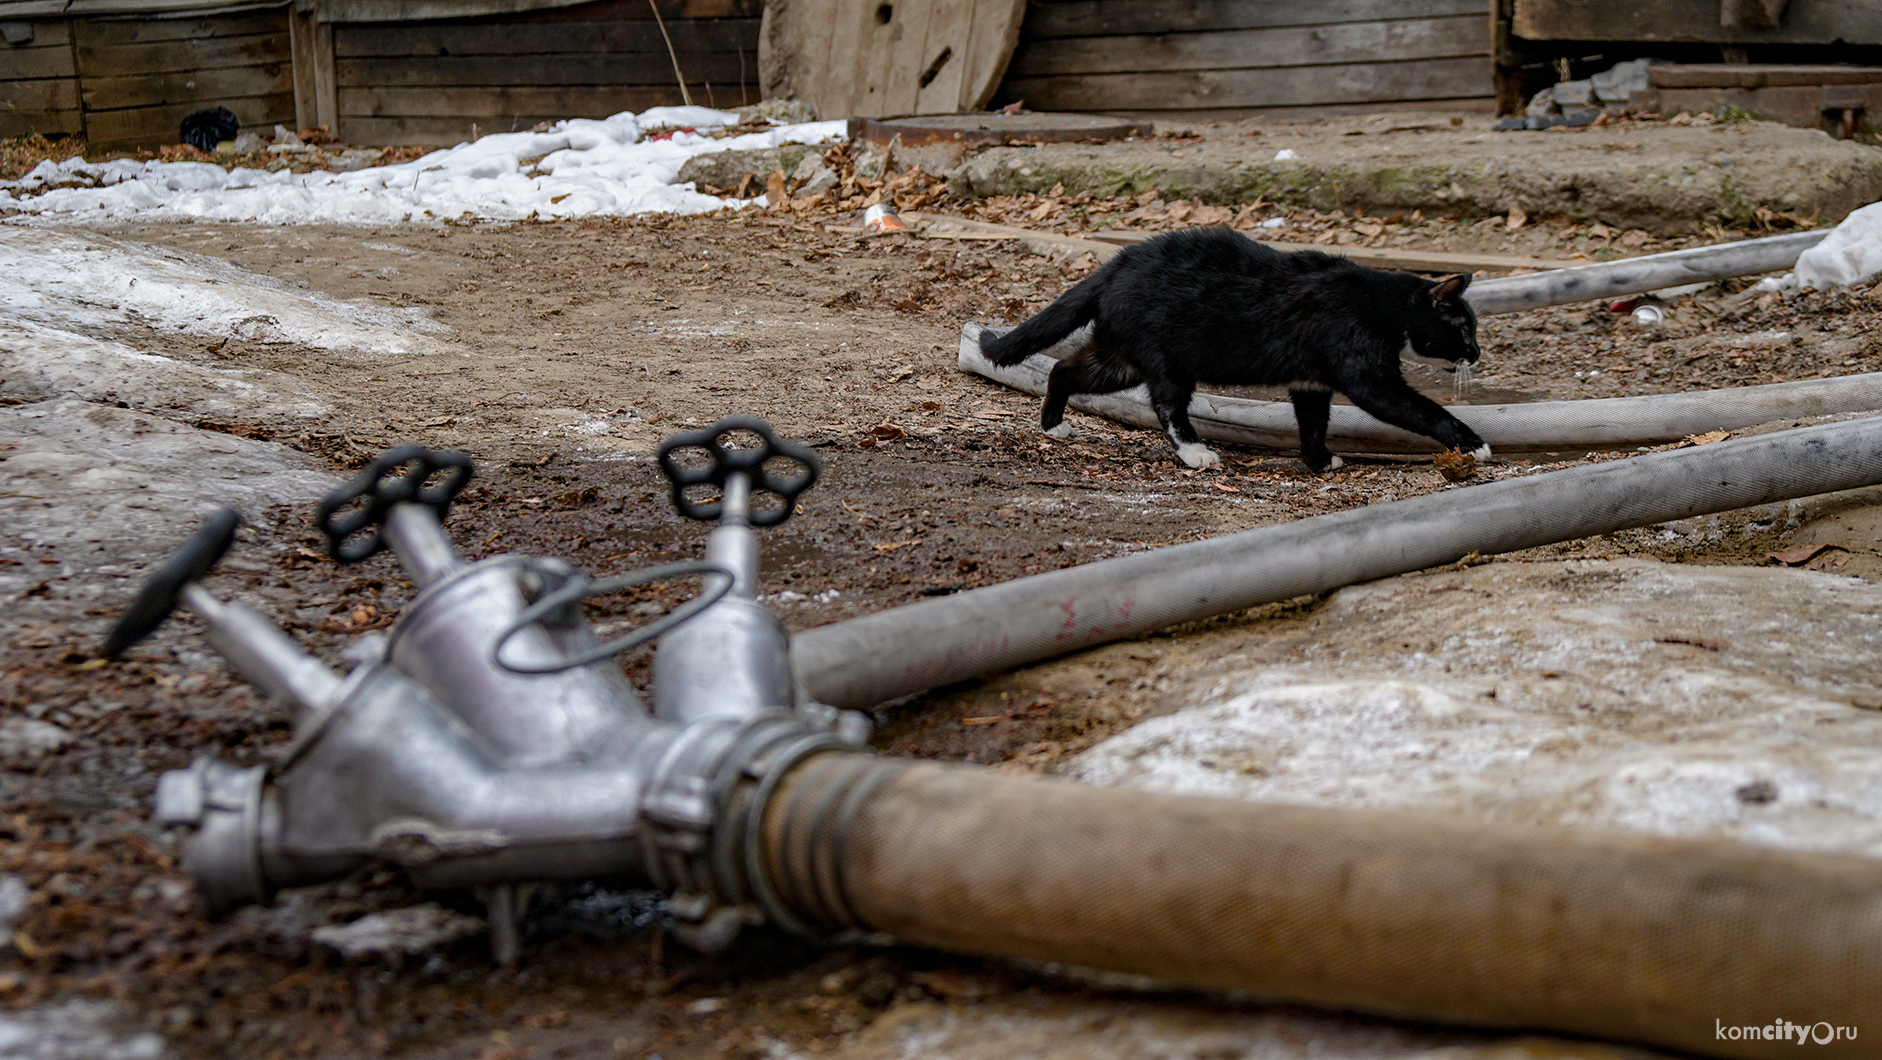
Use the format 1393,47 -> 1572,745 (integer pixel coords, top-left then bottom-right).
5,134 -> 1882,1058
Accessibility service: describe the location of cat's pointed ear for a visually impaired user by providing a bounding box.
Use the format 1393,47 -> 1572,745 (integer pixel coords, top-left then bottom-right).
1430,273 -> 1472,306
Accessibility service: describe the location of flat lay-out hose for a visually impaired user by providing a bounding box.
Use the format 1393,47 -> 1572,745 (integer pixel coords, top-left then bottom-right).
762,754 -> 1880,1060
794,415 -> 1882,709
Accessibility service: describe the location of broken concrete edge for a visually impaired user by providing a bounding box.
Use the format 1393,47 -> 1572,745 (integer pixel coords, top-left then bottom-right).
943,148 -> 1882,236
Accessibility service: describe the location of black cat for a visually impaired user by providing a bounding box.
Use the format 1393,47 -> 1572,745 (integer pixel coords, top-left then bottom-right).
979,227 -> 1489,472
180,107 -> 240,153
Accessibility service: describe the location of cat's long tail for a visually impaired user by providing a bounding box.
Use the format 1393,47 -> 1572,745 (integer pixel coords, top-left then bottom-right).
979,269 -> 1107,366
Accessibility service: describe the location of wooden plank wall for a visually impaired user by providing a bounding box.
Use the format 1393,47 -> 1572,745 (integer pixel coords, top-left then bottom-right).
75,8 -> 296,150
332,0 -> 762,146
0,21 -> 83,138
994,0 -> 1495,121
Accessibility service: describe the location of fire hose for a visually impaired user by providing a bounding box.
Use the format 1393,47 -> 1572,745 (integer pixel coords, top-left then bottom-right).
107,416 -> 1882,1059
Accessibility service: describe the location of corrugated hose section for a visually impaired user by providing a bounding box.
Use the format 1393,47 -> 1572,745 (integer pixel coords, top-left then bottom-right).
764,754 -> 1882,1060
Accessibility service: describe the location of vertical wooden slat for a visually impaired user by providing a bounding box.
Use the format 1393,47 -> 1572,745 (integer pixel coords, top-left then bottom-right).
911,0 -> 971,113
960,0 -> 1025,109
881,0 -> 932,113
310,9 -> 337,131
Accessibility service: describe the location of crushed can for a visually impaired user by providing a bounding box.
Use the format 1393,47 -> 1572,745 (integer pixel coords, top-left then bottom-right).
863,203 -> 910,234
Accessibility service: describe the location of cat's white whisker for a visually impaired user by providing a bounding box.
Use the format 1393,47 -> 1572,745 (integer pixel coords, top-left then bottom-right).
1454,359 -> 1472,401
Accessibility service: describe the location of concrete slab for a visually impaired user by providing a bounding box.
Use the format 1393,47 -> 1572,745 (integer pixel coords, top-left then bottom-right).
947,113 -> 1882,235
1071,559 -> 1882,855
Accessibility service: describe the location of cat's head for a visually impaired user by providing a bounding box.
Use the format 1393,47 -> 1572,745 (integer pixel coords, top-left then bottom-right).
1405,273 -> 1480,368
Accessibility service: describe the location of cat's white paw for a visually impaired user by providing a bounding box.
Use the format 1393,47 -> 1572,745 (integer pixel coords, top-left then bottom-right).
1324,454 -> 1344,471
1469,444 -> 1492,461
1176,442 -> 1221,469
1044,422 -> 1076,440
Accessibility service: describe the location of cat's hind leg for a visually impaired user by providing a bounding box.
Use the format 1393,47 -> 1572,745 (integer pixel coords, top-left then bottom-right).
1147,379 -> 1220,469
1288,387 -> 1343,472
1042,345 -> 1139,439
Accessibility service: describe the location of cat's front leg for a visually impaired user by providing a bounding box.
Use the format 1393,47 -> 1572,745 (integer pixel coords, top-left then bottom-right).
1344,378 -> 1490,462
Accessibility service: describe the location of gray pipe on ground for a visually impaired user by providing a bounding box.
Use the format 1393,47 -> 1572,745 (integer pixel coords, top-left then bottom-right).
761,754 -> 1880,1060
793,415 -> 1882,709
1464,229 -> 1827,314
959,328 -> 1882,453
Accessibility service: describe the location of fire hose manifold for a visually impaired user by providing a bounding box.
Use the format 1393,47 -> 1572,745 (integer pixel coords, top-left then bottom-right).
106,417 -> 1882,1060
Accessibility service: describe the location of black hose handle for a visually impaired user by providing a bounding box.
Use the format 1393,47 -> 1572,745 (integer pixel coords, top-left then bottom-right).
315,445 -> 473,563
656,416 -> 819,527
100,507 -> 241,660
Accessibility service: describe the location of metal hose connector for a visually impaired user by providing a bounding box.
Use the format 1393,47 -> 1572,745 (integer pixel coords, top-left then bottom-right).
638,715 -> 862,941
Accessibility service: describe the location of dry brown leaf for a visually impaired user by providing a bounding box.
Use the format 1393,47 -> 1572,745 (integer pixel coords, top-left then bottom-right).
1434,448 -> 1479,482
1769,543 -> 1845,566
1683,430 -> 1730,446
1506,206 -> 1528,230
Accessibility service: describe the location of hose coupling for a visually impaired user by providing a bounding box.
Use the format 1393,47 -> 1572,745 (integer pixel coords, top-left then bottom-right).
637,711 -> 863,950
154,757 -> 272,918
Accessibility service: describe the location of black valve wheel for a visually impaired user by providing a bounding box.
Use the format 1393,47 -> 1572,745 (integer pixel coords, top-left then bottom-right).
100,507 -> 241,660
316,445 -> 474,563
656,416 -> 819,527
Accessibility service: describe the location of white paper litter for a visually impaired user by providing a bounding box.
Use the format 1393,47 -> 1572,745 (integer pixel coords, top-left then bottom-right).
0,107 -> 847,226
1751,200 -> 1882,293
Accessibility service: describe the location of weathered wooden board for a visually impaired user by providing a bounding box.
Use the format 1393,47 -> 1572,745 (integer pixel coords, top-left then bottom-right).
327,0 -> 759,142
760,0 -> 1028,117
77,32 -> 292,75
1024,0 -> 1487,39
0,109 -> 76,137
1008,14 -> 1487,78
71,8 -> 283,46
0,18 -> 68,46
85,91 -> 296,148
0,75 -> 77,114
1004,55 -> 1491,112
2,42 -> 74,80
1,23 -> 76,137
320,0 -> 756,21
1651,63 -> 1882,88
515,0 -> 760,20
338,114 -> 571,143
1512,0 -> 1882,45
335,17 -> 756,57
337,52 -> 751,87
339,83 -> 742,118
83,62 -> 292,111
290,4 -> 336,130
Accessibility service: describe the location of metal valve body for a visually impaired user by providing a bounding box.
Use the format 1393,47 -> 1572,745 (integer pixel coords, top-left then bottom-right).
124,421 -> 859,954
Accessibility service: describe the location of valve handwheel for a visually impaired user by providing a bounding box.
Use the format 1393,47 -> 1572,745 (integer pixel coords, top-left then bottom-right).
101,507 -> 242,659
316,445 -> 474,563
656,416 -> 819,526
